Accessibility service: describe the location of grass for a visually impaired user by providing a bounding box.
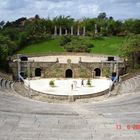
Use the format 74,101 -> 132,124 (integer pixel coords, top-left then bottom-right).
90,36 -> 124,55
18,38 -> 65,54
18,36 -> 125,55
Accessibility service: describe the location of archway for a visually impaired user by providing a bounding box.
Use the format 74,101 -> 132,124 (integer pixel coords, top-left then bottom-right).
94,68 -> 101,77
35,68 -> 41,77
65,69 -> 73,78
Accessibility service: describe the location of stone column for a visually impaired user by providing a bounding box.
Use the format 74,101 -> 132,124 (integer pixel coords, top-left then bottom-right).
83,26 -> 85,36
65,29 -> 68,35
71,26 -> 73,35
54,26 -> 57,36
59,26 -> 62,36
17,54 -> 21,81
77,25 -> 80,36
95,24 -> 98,35
27,61 -> 30,79
101,61 -> 103,77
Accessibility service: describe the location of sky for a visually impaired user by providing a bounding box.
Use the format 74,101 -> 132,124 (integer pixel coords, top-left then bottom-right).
0,0 -> 140,21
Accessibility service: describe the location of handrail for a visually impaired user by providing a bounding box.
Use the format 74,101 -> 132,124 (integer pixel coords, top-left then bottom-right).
18,74 -> 31,97
108,76 -> 118,95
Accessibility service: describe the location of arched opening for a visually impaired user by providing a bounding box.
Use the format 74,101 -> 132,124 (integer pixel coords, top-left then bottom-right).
65,69 -> 73,78
94,68 -> 101,77
35,68 -> 41,77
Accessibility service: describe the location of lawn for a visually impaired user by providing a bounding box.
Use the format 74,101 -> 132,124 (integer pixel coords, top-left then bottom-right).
18,36 -> 125,56
18,38 -> 65,54
90,36 -> 124,55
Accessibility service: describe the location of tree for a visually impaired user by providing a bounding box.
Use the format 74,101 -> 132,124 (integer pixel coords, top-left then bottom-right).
53,15 -> 74,31
124,19 -> 140,34
0,21 -> 5,29
121,34 -> 140,69
35,14 -> 40,20
0,35 -> 17,69
98,12 -> 107,20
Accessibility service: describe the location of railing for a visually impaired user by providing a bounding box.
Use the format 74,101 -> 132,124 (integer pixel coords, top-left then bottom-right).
18,74 -> 31,97
108,76 -> 119,95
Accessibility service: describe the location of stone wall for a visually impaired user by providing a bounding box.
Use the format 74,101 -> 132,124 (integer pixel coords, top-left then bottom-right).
9,60 -> 125,79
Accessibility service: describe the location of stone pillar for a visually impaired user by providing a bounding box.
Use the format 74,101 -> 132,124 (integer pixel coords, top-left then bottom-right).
114,63 -> 117,72
95,24 -> 98,35
59,26 -> 62,36
27,61 -> 30,79
101,61 -> 103,77
83,26 -> 85,36
54,26 -> 57,36
17,54 -> 21,81
77,25 -> 80,36
71,26 -> 73,35
65,29 -> 68,35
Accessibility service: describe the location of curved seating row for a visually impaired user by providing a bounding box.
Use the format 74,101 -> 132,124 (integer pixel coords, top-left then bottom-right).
1,74 -> 140,101
118,75 -> 140,94
0,77 -> 15,91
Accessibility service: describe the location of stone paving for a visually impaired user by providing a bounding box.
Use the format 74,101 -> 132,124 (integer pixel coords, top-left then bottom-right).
0,76 -> 140,140
24,78 -> 111,96
28,55 -> 122,63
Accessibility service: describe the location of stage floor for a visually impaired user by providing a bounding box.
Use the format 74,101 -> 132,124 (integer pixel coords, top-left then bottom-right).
25,78 -> 111,96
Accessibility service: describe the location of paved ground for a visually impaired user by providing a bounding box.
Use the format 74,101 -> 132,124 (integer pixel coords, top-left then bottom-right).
24,78 -> 111,96
28,55 -> 122,63
0,83 -> 140,140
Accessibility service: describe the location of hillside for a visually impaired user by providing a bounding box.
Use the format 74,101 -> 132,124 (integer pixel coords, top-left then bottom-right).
18,36 -> 125,55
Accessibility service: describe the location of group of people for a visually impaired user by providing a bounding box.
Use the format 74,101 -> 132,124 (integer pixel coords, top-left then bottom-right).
71,79 -> 84,90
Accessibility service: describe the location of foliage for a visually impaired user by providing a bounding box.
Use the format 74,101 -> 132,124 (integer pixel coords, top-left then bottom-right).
0,13 -> 140,71
98,12 -> 107,20
53,15 -> 74,28
19,36 -> 124,55
62,36 -> 94,52
124,19 -> 140,34
59,36 -> 72,46
49,80 -> 55,87
121,34 -> 140,69
0,34 -> 17,69
0,21 -> 5,29
87,79 -> 91,86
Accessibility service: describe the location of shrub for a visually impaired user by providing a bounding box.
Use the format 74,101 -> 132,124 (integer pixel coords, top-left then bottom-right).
63,37 -> 94,52
87,79 -> 91,86
59,35 -> 72,46
49,80 -> 55,87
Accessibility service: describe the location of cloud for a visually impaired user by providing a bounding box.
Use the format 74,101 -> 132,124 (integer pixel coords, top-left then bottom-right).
0,0 -> 139,21
110,0 -> 140,4
79,4 -> 100,17
3,0 -> 27,10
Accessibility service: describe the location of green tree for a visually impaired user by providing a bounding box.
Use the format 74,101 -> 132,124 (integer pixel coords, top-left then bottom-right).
121,34 -> 140,69
53,15 -> 74,32
124,19 -> 140,34
0,21 -> 5,29
98,12 -> 107,20
0,35 -> 17,69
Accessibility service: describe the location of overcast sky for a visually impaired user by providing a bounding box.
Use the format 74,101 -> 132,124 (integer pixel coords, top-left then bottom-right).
0,0 -> 140,21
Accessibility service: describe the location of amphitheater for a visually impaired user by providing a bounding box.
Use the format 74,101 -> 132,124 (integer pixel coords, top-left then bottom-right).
8,53 -> 126,100
0,71 -> 140,140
